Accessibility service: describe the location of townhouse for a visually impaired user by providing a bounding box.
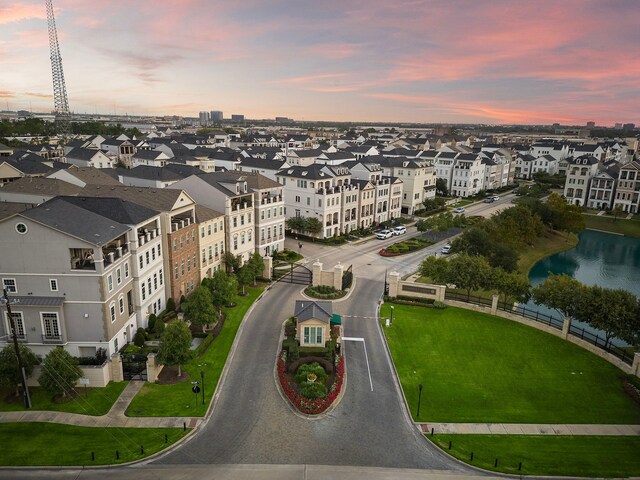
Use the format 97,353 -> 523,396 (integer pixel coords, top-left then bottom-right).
195,205 -> 226,278
346,160 -> 403,224
563,155 -> 599,206
99,138 -> 136,167
66,147 -> 115,169
613,161 -> 640,213
373,156 -> 435,214
449,153 -> 484,197
586,164 -> 619,211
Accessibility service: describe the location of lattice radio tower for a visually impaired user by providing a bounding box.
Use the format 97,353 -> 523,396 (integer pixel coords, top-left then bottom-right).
45,0 -> 71,136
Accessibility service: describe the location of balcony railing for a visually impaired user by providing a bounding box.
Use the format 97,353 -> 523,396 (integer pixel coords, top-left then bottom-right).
260,194 -> 282,205
42,334 -> 63,344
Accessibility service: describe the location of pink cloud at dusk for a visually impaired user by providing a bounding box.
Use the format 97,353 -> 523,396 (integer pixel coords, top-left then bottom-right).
0,0 -> 638,125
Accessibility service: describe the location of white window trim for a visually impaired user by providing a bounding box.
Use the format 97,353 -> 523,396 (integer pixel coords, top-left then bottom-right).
40,312 -> 61,338
109,302 -> 116,323
118,295 -> 125,314
4,311 -> 25,338
49,278 -> 58,292
2,278 -> 17,293
107,274 -> 113,292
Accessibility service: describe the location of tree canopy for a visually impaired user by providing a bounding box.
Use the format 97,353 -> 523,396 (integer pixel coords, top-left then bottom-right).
0,344 -> 39,397
38,347 -> 82,398
157,321 -> 193,377
185,285 -> 217,332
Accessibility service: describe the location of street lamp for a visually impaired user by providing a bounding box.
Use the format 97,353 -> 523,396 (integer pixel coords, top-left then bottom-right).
417,383 -> 424,418
390,306 -> 394,325
200,370 -> 205,405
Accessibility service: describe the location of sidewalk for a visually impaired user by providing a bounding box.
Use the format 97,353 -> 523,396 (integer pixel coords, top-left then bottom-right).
419,422 -> 640,436
0,381 -> 202,429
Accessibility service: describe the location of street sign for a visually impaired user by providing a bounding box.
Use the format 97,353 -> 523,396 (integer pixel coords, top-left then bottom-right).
79,378 -> 90,385
192,385 -> 201,394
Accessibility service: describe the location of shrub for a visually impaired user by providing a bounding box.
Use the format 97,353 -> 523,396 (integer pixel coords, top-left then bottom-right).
133,327 -> 146,347
294,362 -> 328,385
433,300 -> 447,309
147,314 -> 157,332
166,297 -> 176,313
299,381 -> 328,399
285,318 -> 297,339
154,318 -> 166,335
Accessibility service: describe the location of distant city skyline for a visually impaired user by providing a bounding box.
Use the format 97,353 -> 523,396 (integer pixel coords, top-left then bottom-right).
1,0 -> 639,125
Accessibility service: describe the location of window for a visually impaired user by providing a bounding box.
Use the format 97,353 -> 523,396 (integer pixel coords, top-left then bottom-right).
208,246 -> 213,260
202,249 -> 206,262
214,222 -> 218,233
248,213 -> 251,223
173,239 -> 177,251
248,230 -> 252,241
233,217 -> 237,227
187,257 -> 191,271
15,223 -> 28,234
153,273 -> 158,290
159,269 -> 163,285
147,278 -> 152,295
107,275 -> 113,292
180,236 -> 184,248
142,283 -> 146,300
241,215 -> 245,225
145,251 -> 150,265
114,337 -> 119,353
49,279 -> 58,292
139,256 -> 144,269
116,268 -> 122,284
119,296 -> 124,314
261,210 -> 264,220
157,245 -> 161,257
241,233 -> 245,245
174,265 -> 178,279
2,279 -> 16,293
192,230 -> 195,241
207,224 -> 212,235
193,253 -> 196,268
201,227 -> 205,238
214,244 -> 219,257
221,241 -> 224,253
233,235 -> 238,250
303,326 -> 323,345
124,262 -> 129,278
5,311 -> 24,338
181,261 -> 185,275
151,247 -> 156,261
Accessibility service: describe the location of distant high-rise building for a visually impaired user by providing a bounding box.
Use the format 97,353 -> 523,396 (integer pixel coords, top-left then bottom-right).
199,111 -> 210,126
210,111 -> 223,121
622,123 -> 635,132
275,117 -> 292,123
586,121 -> 595,128
615,123 -> 623,129
231,114 -> 245,122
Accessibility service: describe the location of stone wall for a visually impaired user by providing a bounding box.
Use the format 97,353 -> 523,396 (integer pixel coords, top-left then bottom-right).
312,260 -> 346,291
387,272 -> 445,302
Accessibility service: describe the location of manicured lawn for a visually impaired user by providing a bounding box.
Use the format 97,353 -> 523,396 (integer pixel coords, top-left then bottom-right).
584,214 -> 640,238
380,304 -> 640,424
430,434 -> 640,477
126,285 -> 264,417
516,228 -> 578,274
0,381 -> 127,416
0,423 -> 189,466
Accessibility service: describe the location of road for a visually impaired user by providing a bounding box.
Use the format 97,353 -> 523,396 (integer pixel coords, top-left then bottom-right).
0,200 -> 514,479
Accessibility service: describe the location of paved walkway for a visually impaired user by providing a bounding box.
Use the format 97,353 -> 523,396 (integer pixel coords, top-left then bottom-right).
420,422 -> 640,436
0,381 -> 202,429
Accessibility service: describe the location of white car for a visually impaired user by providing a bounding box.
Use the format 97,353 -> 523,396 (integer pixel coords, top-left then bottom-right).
491,195 -> 500,201
453,207 -> 465,214
441,245 -> 452,254
392,226 -> 407,235
376,229 -> 393,240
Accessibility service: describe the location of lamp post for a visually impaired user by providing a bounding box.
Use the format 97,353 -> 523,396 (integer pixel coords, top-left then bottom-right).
200,370 -> 205,404
417,383 -> 423,418
2,289 -> 31,409
390,306 -> 394,325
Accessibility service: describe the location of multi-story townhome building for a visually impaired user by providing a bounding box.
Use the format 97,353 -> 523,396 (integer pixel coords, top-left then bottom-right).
490,151 -> 515,187
131,150 -> 170,168
344,160 -> 403,223
586,164 -> 619,211
613,161 -> 640,213
514,154 -> 536,179
450,153 -> 484,197
433,151 -> 456,189
570,144 -> 605,162
531,155 -> 559,177
169,172 -> 256,265
196,205 -> 226,279
285,149 -> 323,166
82,185 -> 199,302
373,156 -> 435,214
99,138 -> 136,167
563,155 -> 599,206
66,148 -> 115,169
0,197 -> 137,357
46,166 -> 122,188
530,142 -> 569,161
277,164 -> 356,239
481,158 -> 500,190
352,179 -> 376,229
60,197 -> 166,328
237,156 -> 289,182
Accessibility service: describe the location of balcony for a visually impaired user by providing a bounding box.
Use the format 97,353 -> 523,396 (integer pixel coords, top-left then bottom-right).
42,334 -> 63,344
170,216 -> 193,233
137,227 -> 160,246
103,242 -> 129,267
260,194 -> 282,205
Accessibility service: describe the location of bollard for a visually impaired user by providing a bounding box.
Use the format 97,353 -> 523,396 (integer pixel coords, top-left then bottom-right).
518,462 -> 522,471
431,427 -> 434,436
91,451 -> 95,461
494,458 -> 498,468
470,452 -> 474,461
183,422 -> 187,431
165,434 -> 168,444
140,445 -> 144,455
116,451 -> 119,460
448,440 -> 452,450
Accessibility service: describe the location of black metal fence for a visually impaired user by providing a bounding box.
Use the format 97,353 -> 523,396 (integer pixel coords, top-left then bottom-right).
444,291 -> 634,366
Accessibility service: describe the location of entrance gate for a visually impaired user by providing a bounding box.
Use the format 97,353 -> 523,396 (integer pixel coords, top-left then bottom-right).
272,261 -> 312,285
122,353 -> 148,381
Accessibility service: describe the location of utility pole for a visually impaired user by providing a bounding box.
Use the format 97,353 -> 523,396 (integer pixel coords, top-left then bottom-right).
2,289 -> 32,409
45,0 -> 71,136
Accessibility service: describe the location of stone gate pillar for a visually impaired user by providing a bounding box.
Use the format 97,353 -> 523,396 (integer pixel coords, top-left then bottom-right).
491,294 -> 499,315
262,255 -> 272,280
312,259 -> 323,286
111,352 -> 123,383
632,353 -> 640,378
388,271 -> 401,298
146,353 -> 162,383
333,262 -> 344,291
562,317 -> 571,340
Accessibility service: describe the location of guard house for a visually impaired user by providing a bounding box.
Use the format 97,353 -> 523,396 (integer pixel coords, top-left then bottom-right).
294,300 -> 333,347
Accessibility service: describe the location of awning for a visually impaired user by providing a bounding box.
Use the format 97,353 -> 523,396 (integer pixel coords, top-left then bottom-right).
330,314 -> 342,325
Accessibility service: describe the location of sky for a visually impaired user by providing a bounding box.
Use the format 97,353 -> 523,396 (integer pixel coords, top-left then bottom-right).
1,0 -> 639,125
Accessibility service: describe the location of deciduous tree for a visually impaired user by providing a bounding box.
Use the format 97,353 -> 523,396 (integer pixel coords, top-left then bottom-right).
0,344 -> 39,398
158,321 -> 193,377
38,347 -> 82,399
185,285 -> 217,332
532,274 -> 586,329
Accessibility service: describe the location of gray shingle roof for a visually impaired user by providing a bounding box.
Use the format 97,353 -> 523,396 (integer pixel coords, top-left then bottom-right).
294,300 -> 332,323
0,177 -> 82,195
58,196 -> 160,225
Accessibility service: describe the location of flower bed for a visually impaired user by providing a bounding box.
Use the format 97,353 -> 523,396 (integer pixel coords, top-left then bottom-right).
379,238 -> 433,257
277,352 -> 345,415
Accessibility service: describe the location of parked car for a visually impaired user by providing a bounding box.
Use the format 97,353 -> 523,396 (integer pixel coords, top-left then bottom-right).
453,207 -> 465,213
392,226 -> 407,235
483,197 -> 494,204
376,229 -> 393,240
491,195 -> 500,201
441,244 -> 452,254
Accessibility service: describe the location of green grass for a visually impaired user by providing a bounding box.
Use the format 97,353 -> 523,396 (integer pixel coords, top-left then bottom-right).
0,381 -> 127,416
0,422 -> 189,466
430,434 -> 640,477
516,228 -> 578,274
381,304 -> 640,424
126,285 -> 264,417
583,214 -> 640,238
451,199 -> 473,208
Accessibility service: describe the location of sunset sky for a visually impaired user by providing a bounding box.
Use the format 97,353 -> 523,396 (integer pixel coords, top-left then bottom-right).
1,0 -> 639,125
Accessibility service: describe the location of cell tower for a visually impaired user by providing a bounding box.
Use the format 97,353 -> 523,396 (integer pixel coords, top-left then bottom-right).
45,0 -> 71,136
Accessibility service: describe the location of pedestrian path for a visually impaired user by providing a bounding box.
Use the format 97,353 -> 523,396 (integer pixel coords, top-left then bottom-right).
0,381 -> 202,429
419,422 -> 640,436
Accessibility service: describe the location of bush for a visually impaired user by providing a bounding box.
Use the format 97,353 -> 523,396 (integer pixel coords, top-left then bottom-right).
299,346 -> 330,359
283,337 -> 299,360
433,300 -> 447,309
194,333 -> 214,357
285,318 -> 297,339
294,362 -> 328,385
396,295 -> 435,305
299,381 -> 328,399
166,297 -> 176,313
133,327 -> 146,347
147,314 -> 157,332
154,318 -> 166,335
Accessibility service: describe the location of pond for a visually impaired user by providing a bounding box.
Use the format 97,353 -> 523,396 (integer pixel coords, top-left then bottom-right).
527,229 -> 640,344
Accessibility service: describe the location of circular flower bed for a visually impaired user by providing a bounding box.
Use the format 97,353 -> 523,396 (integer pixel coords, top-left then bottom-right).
379,238 -> 433,257
277,353 -> 345,415
304,285 -> 347,299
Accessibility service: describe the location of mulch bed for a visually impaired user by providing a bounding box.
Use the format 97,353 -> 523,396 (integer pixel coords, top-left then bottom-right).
157,366 -> 190,385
